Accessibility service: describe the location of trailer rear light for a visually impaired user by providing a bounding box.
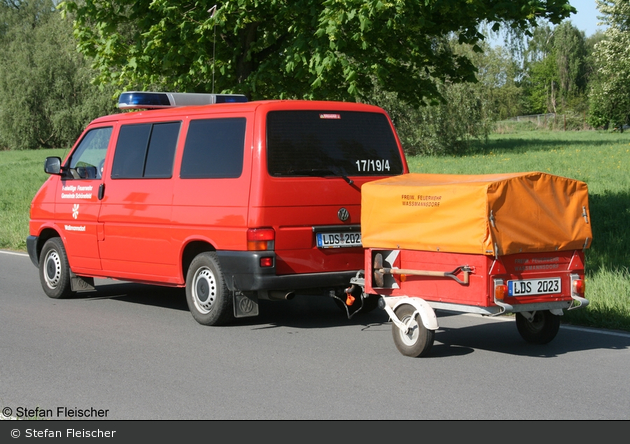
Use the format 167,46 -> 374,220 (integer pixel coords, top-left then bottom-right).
572,276 -> 585,297
247,228 -> 275,251
494,280 -> 507,300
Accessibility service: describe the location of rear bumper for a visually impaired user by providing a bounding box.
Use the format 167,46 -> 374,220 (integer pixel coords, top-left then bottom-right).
216,251 -> 356,292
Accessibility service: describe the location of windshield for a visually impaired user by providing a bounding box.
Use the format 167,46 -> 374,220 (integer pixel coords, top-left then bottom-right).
266,110 -> 404,178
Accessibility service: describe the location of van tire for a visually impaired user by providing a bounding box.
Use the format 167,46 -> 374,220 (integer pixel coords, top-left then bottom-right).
185,252 -> 234,326
39,237 -> 74,299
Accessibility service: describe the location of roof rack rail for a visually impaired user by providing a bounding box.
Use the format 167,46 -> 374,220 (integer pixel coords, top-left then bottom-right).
118,91 -> 248,110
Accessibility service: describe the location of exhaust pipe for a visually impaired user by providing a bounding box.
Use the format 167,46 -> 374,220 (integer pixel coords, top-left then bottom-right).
259,290 -> 295,301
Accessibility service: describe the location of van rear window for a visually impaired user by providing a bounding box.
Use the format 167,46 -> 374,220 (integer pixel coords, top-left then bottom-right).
266,111 -> 403,177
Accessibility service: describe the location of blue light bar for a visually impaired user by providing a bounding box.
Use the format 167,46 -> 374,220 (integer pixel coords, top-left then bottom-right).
118,91 -> 248,109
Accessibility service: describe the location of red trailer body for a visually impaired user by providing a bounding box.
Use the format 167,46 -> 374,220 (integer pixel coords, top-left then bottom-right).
363,248 -> 585,314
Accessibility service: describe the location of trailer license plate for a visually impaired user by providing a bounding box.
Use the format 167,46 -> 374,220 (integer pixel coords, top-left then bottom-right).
508,278 -> 561,296
316,232 -> 362,248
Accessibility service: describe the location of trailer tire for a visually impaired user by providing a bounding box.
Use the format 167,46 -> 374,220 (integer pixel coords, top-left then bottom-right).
185,252 -> 234,326
391,304 -> 435,357
516,310 -> 560,344
39,237 -> 74,299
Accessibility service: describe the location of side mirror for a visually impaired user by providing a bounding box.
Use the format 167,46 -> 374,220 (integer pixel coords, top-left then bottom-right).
44,157 -> 61,175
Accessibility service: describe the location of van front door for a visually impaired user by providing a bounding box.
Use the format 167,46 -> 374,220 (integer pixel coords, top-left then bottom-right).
57,126 -> 112,271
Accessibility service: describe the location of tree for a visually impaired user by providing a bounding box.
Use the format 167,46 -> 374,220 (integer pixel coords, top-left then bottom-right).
554,21 -> 587,107
0,0 -> 117,150
588,0 -> 630,129
519,21 -> 588,115
370,41 -> 514,155
58,0 -> 576,106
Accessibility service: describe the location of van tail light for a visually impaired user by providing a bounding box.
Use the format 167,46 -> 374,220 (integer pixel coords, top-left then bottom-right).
247,228 -> 275,251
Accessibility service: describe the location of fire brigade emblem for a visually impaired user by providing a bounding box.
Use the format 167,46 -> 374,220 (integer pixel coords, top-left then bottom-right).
72,204 -> 80,219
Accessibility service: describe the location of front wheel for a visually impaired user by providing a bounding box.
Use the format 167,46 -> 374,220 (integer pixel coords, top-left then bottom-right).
391,304 -> 435,357
515,310 -> 560,344
39,237 -> 73,299
185,252 -> 234,326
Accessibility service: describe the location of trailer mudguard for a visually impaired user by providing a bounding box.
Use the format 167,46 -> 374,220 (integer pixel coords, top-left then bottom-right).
383,296 -> 439,331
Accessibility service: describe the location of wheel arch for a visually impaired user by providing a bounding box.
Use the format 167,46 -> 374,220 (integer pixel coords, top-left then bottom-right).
181,240 -> 217,283
32,227 -> 64,265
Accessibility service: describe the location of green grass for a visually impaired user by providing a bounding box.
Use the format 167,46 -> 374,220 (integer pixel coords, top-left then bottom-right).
1,129 -> 629,331
407,129 -> 630,331
0,148 -> 68,251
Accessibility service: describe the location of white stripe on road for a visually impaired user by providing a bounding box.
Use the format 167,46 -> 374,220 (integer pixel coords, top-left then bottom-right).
0,250 -> 28,257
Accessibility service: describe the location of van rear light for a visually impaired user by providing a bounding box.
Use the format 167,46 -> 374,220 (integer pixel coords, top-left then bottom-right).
247,228 -> 275,251
259,257 -> 274,268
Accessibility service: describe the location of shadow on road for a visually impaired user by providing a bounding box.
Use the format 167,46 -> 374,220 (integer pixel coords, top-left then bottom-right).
72,280 -> 630,359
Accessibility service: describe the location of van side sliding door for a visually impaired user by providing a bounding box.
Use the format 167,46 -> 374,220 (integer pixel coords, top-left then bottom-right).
97,121 -> 182,283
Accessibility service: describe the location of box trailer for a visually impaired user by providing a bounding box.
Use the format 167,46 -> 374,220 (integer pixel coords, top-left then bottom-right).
346,172 -> 592,357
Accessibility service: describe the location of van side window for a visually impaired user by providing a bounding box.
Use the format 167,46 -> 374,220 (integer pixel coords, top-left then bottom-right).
111,122 -> 180,179
68,127 -> 113,180
180,118 -> 246,179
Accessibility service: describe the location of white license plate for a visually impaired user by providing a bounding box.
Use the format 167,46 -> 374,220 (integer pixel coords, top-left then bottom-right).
316,232 -> 362,248
508,278 -> 562,296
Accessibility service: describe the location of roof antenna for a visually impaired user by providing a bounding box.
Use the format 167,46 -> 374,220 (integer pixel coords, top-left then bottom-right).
208,5 -> 218,94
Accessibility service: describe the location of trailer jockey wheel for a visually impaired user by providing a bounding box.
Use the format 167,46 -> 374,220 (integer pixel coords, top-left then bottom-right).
515,310 -> 560,344
391,304 -> 435,357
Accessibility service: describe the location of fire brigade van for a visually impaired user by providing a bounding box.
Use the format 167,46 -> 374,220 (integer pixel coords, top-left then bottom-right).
27,92 -> 408,326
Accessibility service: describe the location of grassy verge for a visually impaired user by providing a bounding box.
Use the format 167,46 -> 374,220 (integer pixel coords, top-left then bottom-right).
407,129 -> 630,331
0,148 -> 68,251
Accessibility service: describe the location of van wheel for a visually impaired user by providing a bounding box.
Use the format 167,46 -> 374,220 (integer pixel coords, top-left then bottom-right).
39,237 -> 74,299
185,252 -> 234,326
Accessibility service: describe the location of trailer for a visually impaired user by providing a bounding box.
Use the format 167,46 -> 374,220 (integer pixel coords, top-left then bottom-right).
345,172 -> 592,357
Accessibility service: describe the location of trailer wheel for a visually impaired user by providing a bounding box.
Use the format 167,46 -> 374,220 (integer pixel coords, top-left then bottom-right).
516,310 -> 560,344
391,304 -> 435,357
39,237 -> 74,299
185,252 -> 234,326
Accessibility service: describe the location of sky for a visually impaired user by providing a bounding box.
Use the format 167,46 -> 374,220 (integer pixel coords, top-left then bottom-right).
567,0 -> 607,36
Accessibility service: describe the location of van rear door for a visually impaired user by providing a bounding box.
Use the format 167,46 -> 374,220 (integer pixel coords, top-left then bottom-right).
252,103 -> 407,276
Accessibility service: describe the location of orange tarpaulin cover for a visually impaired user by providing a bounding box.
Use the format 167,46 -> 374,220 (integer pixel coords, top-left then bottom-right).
361,172 -> 592,256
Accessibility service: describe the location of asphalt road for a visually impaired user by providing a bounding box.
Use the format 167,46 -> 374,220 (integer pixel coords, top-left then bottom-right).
1,249 -> 629,420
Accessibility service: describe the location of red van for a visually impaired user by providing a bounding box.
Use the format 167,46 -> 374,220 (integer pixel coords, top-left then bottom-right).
27,92 -> 408,325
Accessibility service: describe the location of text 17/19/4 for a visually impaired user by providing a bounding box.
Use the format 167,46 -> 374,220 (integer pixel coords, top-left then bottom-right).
356,159 -> 390,172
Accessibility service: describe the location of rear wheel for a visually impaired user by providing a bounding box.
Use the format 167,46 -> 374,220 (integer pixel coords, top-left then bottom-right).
185,252 -> 234,326
391,304 -> 434,357
516,310 -> 560,344
39,237 -> 73,299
